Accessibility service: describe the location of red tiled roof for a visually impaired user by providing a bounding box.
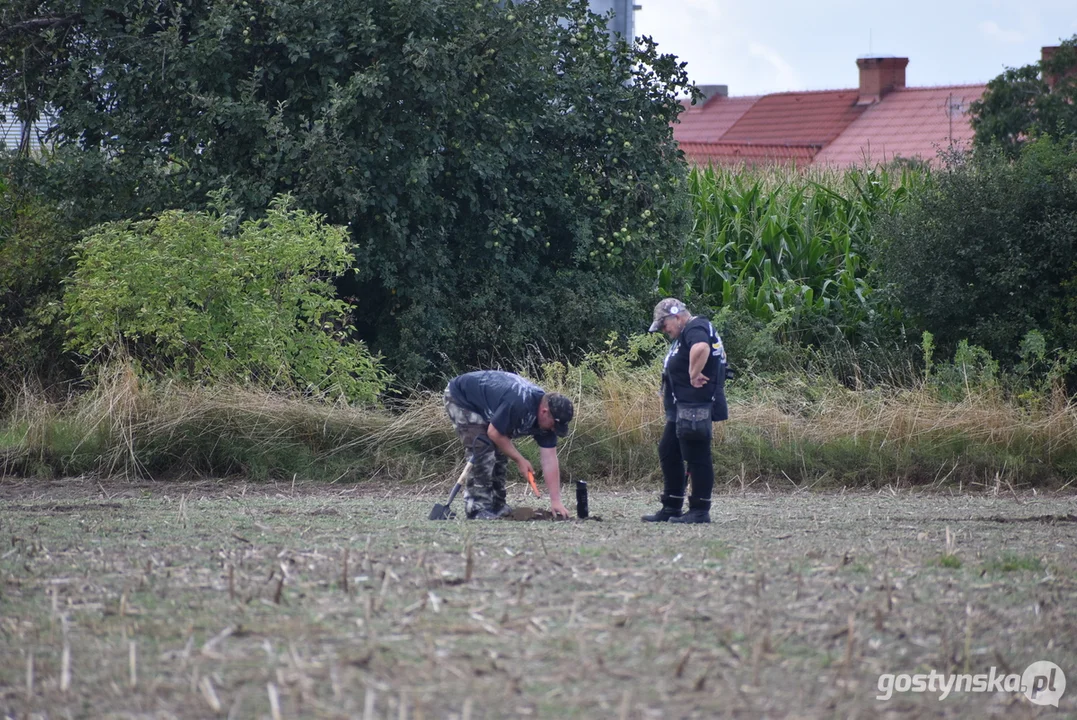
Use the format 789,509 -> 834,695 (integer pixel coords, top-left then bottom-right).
679,142 -> 819,167
813,85 -> 986,167
720,91 -> 866,146
673,82 -> 989,169
675,95 -> 761,143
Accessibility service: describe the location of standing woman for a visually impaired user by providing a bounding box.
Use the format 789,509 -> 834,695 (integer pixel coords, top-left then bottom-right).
642,298 -> 729,524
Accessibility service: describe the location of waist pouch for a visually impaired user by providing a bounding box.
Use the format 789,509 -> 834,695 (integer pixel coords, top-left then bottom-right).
675,403 -> 712,441
711,386 -> 728,422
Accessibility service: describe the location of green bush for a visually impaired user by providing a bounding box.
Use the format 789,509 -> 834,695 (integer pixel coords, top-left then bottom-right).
879,137 -> 1077,368
921,331 -> 999,402
64,196 -> 389,402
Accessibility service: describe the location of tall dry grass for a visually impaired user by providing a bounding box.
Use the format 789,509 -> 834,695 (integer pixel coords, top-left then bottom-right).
5,376 -> 61,471
3,357 -> 1077,489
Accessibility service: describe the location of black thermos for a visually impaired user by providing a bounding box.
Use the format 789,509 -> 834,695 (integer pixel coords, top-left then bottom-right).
575,480 -> 589,519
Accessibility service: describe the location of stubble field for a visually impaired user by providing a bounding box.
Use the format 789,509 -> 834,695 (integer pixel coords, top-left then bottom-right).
1,477 -> 1075,719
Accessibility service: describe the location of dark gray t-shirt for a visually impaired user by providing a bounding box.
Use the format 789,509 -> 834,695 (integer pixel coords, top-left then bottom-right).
448,371 -> 557,449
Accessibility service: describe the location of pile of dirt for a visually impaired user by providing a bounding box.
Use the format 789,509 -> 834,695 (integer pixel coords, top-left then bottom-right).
505,507 -> 601,521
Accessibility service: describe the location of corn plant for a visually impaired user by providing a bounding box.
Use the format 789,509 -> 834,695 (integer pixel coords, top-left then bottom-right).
662,164 -> 925,337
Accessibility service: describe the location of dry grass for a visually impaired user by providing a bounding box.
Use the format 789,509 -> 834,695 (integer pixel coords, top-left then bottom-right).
3,359 -> 1077,488
735,381 -> 1077,448
5,377 -> 60,466
72,359 -> 144,475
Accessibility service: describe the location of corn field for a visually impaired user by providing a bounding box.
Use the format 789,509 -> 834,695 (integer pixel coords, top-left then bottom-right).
662,164 -> 927,335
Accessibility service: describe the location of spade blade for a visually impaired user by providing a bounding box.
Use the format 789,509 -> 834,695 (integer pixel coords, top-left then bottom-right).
429,503 -> 456,520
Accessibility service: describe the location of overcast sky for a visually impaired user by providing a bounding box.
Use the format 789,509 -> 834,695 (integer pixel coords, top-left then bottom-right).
634,0 -> 1077,97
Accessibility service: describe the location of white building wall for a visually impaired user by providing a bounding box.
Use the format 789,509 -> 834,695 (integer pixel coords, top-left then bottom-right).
0,114 -> 49,153
587,0 -> 636,40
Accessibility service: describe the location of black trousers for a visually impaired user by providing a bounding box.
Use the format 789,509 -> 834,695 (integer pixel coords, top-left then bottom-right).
658,420 -> 714,510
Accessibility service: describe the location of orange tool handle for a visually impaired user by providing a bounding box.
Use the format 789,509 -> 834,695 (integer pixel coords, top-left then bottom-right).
527,470 -> 541,498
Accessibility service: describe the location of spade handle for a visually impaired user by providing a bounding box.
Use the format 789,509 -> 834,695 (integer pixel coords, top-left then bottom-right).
447,460 -> 472,503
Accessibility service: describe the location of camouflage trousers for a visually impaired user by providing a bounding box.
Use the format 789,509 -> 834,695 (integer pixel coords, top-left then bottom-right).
443,388 -> 509,518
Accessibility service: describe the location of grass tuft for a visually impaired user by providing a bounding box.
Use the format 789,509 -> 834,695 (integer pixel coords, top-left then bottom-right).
982,554 -> 1045,573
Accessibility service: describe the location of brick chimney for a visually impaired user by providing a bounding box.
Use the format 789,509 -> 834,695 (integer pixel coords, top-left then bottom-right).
856,56 -> 909,105
696,85 -> 729,104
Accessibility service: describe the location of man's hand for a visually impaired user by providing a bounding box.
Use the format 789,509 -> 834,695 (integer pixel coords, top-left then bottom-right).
550,499 -> 570,519
688,341 -> 710,388
516,457 -> 535,479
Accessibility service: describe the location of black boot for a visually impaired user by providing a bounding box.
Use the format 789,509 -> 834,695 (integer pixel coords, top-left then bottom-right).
471,503 -> 513,520
669,508 -> 710,524
669,499 -> 711,524
642,495 -> 683,522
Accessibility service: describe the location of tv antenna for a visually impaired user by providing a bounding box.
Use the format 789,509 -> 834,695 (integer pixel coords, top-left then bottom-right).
943,92 -> 967,144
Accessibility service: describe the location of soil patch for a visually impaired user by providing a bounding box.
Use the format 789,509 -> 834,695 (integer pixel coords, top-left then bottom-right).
983,513 -> 1077,523
3,501 -> 124,513
504,507 -> 603,521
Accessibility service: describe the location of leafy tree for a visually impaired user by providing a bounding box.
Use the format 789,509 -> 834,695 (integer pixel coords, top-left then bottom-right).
64,196 -> 389,402
878,138 -> 1077,366
970,36 -> 1077,155
0,172 -> 77,398
0,0 -> 696,382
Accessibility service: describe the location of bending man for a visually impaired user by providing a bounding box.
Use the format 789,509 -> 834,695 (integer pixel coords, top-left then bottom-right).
444,370 -> 575,519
